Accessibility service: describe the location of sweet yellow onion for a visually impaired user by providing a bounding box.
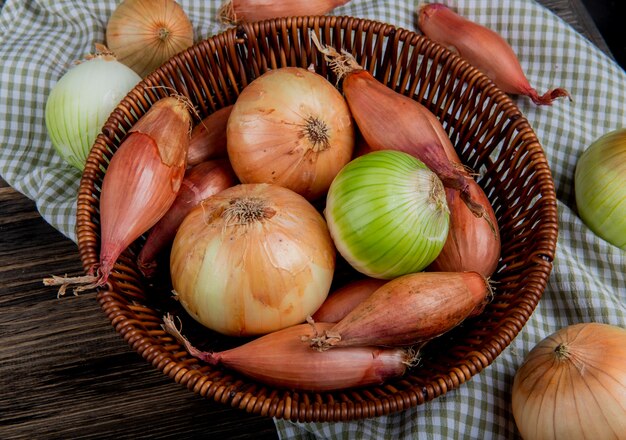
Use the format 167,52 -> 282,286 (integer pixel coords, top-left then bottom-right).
106,0 -> 194,77
227,67 -> 355,201
169,183 -> 336,337
512,322 -> 626,440
575,128 -> 626,250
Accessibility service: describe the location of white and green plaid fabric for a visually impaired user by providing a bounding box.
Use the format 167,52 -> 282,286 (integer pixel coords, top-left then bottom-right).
1,1 -> 624,438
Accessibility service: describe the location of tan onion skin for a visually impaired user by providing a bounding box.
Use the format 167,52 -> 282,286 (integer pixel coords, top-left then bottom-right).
170,183 -> 336,337
512,323 -> 626,440
106,0 -> 194,77
310,271 -> 490,350
97,96 -> 191,284
311,278 -> 386,323
187,106 -> 233,167
227,67 -> 355,201
137,159 -> 237,278
220,0 -> 351,23
167,320 -> 410,392
417,4 -> 570,105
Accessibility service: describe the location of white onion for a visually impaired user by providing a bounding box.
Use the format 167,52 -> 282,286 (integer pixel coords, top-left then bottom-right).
44,52 -> 141,170
325,150 -> 450,279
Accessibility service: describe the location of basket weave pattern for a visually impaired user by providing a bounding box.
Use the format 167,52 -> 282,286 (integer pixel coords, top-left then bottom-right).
76,16 -> 558,422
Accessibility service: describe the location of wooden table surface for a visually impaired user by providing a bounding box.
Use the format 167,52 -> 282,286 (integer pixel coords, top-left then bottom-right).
0,2 -> 613,439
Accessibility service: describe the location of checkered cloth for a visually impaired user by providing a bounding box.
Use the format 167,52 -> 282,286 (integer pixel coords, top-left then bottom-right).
1,1 -> 624,438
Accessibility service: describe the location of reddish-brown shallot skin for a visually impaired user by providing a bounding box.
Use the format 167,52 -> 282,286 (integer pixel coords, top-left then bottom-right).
422,110 -> 501,277
428,182 -> 500,278
186,105 -> 232,167
137,159 -> 237,278
311,278 -> 386,323
163,317 -> 411,392
219,0 -> 352,24
417,3 -> 571,105
97,96 -> 192,285
309,271 -> 491,350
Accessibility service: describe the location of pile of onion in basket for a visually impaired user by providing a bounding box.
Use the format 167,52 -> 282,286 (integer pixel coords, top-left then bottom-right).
39,1 -> 626,435
97,38 -> 507,391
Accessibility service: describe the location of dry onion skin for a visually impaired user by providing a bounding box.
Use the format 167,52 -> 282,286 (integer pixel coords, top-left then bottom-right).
218,0 -> 352,24
170,183 -> 336,337
227,67 -> 355,201
106,0 -> 194,77
512,322 -> 626,440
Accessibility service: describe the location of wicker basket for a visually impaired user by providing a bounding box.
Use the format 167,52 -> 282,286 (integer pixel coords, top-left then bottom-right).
76,16 -> 558,422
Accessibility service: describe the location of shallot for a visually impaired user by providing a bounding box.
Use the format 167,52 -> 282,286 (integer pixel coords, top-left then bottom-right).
44,96 -> 192,295
309,271 -> 491,350
163,315 -> 413,392
417,3 -> 571,105
424,109 -> 501,277
219,0 -> 351,24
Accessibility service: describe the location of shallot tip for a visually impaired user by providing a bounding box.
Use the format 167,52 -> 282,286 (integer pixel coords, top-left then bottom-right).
309,31 -> 362,83
162,313 -> 219,364
526,87 -> 573,106
42,272 -> 101,298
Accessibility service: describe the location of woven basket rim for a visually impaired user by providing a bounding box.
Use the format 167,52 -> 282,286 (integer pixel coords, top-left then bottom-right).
75,15 -> 558,422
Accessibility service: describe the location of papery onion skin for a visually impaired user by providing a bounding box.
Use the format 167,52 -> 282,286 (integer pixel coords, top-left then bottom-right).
45,53 -> 140,170
106,0 -> 194,77
325,150 -> 449,279
357,112 -> 500,277
419,104 -> 501,277
227,67 -> 355,201
219,0 -> 352,24
164,318 -> 410,392
309,271 -> 490,350
170,183 -> 336,337
512,323 -> 626,440
575,128 -> 626,250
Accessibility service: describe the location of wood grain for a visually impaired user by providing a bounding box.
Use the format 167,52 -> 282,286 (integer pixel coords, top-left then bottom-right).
0,2 -> 611,438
